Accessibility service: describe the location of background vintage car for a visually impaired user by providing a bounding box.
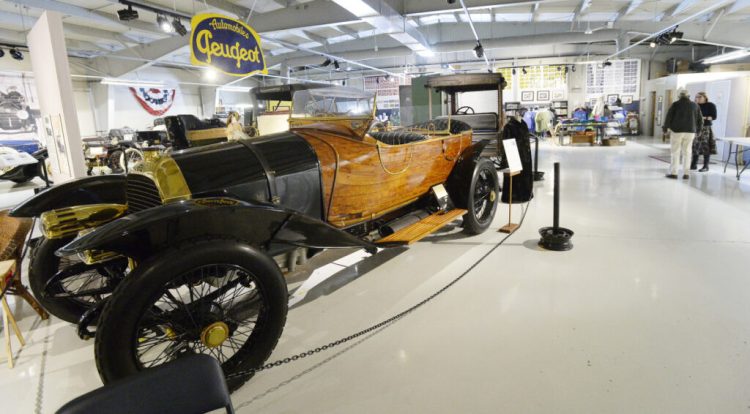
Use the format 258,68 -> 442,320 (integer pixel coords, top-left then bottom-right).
11,86 -> 499,391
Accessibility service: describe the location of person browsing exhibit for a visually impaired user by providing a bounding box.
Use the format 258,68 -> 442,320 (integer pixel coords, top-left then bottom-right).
663,89 -> 703,180
690,92 -> 717,172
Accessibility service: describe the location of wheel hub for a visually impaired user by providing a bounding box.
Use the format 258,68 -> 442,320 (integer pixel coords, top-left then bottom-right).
201,321 -> 230,348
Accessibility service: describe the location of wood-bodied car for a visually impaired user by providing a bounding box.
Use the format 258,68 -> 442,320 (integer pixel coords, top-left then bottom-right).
10,87 -> 499,391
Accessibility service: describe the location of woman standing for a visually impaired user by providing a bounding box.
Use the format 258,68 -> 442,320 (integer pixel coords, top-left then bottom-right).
691,92 -> 717,172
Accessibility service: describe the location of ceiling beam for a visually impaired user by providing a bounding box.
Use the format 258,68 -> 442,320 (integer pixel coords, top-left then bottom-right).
571,0 -> 592,30
726,0 -> 750,14
403,0 -> 566,17
6,0 -> 129,30
662,0 -> 701,19
91,35 -> 188,77
704,8 -> 726,40
613,0 -> 642,22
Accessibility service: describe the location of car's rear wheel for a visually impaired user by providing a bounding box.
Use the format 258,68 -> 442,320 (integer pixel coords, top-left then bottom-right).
462,158 -> 499,234
95,239 -> 288,392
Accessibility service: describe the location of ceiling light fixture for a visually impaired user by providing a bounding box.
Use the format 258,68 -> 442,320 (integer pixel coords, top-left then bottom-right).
321,58 -> 332,67
522,67 -> 527,75
172,18 -> 187,36
157,15 -> 173,33
334,60 -> 340,71
9,48 -> 23,61
203,68 -> 217,81
117,5 -> 139,21
650,41 -> 657,48
571,65 -> 576,72
512,68 -> 516,75
473,41 -> 484,58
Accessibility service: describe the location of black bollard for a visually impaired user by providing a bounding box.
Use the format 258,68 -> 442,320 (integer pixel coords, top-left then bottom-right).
538,162 -> 574,251
533,135 -> 544,181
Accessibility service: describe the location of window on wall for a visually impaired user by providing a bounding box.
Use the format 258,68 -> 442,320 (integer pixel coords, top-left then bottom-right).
585,59 -> 640,100
519,65 -> 567,90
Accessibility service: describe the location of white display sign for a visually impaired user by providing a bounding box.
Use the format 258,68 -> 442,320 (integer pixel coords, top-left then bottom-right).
502,138 -> 523,173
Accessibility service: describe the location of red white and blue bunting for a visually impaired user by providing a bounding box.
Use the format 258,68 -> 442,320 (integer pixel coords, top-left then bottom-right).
129,87 -> 176,116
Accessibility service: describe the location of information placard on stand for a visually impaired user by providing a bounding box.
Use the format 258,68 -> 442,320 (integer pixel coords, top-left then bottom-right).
499,138 -> 523,234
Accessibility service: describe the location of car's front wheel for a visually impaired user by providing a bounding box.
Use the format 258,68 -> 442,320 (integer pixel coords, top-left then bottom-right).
95,239 -> 288,392
29,237 -> 125,323
462,158 -> 499,234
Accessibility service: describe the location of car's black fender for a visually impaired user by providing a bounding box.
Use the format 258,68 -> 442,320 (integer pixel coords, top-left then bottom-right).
58,197 -> 378,261
10,175 -> 127,218
445,140 -> 492,209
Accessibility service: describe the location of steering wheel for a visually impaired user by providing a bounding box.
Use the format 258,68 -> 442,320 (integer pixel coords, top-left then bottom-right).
456,106 -> 475,115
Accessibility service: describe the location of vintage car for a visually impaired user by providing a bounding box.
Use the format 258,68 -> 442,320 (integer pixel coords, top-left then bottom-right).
10,87 -> 499,391
0,145 -> 49,184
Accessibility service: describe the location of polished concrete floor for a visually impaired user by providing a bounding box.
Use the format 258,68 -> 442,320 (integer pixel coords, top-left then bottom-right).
2,137 -> 750,413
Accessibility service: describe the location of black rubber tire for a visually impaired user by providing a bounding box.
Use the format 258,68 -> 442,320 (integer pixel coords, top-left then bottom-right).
462,158 -> 499,234
29,237 -> 98,323
95,239 -> 288,393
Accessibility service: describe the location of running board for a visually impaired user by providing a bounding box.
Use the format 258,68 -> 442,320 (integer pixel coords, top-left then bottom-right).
375,209 -> 467,246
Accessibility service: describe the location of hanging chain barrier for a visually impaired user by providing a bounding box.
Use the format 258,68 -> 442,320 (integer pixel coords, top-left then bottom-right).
226,200 -> 531,381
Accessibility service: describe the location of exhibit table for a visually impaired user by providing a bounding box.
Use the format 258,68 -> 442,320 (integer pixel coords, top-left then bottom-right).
718,137 -> 750,180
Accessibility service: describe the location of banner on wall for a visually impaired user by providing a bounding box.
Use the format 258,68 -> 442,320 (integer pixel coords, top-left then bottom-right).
190,13 -> 267,77
129,87 -> 176,116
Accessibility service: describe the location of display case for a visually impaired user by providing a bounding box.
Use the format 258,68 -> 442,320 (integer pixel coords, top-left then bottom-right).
552,100 -> 568,117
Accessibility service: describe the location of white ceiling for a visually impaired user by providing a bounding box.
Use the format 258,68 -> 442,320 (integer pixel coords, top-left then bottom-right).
1,0 -> 749,82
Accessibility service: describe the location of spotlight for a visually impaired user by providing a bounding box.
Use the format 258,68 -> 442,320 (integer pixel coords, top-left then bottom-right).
204,68 -> 217,81
321,58 -> 332,67
557,66 -> 562,71
522,67 -> 527,75
669,30 -> 683,44
603,60 -> 612,67
564,66 -> 569,74
650,41 -> 657,48
9,48 -> 23,60
473,41 -> 484,59
334,60 -> 340,71
572,65 -> 576,72
512,68 -> 516,75
117,5 -> 139,21
346,65 -> 352,71
172,18 -> 187,36
157,15 -> 173,33
0,48 -> 4,58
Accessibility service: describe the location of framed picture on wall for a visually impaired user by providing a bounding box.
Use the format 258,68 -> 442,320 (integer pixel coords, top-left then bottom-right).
607,94 -> 619,104
521,91 -> 534,102
589,98 -> 598,107
621,95 -> 633,104
551,91 -> 564,100
537,90 -> 550,101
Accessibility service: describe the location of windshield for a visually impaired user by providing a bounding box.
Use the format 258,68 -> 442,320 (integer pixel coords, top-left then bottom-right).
292,87 -> 374,118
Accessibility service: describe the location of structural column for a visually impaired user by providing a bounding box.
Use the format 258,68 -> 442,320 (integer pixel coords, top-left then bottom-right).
27,11 -> 86,180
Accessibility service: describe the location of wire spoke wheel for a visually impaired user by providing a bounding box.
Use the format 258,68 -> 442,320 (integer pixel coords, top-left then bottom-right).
95,240 -> 288,392
119,148 -> 144,172
29,237 -> 125,323
134,264 -> 264,370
